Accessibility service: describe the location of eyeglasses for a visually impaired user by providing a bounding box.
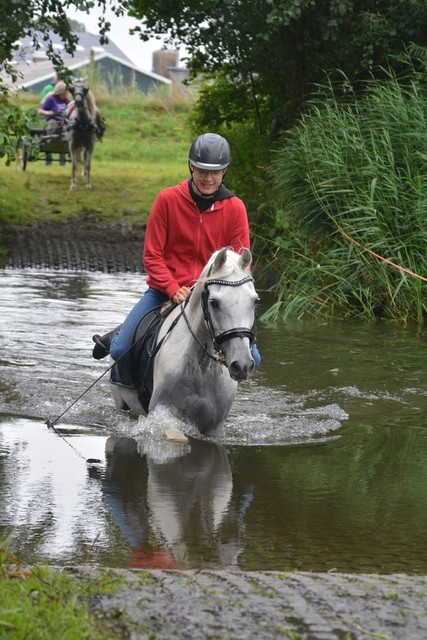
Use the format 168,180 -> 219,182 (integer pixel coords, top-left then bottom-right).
191,167 -> 225,178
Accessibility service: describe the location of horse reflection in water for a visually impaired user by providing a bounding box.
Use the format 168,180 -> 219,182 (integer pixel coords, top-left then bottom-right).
101,436 -> 253,569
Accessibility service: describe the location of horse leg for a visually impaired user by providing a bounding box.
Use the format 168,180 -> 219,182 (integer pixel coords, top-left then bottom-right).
80,149 -> 85,179
84,147 -> 92,190
69,148 -> 77,190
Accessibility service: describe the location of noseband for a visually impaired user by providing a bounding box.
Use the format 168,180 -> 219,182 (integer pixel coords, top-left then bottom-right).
201,276 -> 256,354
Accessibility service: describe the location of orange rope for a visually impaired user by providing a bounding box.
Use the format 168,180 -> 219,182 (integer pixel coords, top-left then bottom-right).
339,230 -> 427,283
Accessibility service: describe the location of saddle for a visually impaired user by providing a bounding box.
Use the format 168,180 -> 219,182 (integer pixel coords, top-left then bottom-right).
110,303 -> 176,413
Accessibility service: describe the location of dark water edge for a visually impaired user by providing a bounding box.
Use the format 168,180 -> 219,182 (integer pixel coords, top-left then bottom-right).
0,220 -> 146,272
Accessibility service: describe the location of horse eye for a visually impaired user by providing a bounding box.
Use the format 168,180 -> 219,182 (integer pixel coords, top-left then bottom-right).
210,298 -> 220,309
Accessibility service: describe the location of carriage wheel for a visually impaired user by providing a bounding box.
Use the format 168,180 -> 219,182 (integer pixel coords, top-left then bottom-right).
16,138 -> 29,171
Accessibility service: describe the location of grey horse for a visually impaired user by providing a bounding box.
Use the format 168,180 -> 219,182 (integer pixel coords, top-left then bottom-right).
111,247 -> 259,436
67,78 -> 98,190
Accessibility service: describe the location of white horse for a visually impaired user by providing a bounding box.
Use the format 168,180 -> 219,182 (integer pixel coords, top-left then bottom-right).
67,78 -> 98,190
111,247 -> 259,436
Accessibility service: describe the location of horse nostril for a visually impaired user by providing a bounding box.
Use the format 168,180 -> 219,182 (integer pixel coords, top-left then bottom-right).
229,361 -> 252,381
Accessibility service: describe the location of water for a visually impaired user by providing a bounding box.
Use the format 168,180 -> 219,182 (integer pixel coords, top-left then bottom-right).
1,268 -> 426,573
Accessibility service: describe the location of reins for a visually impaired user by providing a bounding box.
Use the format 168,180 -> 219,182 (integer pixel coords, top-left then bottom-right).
45,328 -> 148,431
181,297 -> 226,365
45,361 -> 116,465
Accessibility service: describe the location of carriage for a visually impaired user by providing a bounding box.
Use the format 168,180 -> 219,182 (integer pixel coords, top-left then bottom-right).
16,113 -> 70,171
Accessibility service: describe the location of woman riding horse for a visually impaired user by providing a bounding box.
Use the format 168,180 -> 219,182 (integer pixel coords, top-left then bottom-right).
93,132 -> 260,367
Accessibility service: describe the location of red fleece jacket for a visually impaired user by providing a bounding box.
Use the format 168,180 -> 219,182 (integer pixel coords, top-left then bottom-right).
143,180 -> 250,298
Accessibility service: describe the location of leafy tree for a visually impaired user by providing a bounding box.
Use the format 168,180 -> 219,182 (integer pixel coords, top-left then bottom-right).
0,1 -> 123,71
128,0 -> 427,136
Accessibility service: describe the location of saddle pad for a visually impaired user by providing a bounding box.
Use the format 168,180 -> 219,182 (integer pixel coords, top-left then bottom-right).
110,304 -> 175,412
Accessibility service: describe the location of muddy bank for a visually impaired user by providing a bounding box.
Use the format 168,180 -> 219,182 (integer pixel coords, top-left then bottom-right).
1,220 -> 146,272
81,567 -> 427,639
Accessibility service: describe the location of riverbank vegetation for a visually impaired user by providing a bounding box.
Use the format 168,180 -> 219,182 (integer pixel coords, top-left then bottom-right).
0,540 -> 123,638
261,62 -> 427,323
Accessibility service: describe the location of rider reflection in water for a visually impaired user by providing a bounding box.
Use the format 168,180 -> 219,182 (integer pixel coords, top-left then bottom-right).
93,132 -> 260,366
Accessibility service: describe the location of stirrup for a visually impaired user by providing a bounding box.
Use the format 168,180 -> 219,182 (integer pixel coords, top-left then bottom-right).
92,334 -> 110,360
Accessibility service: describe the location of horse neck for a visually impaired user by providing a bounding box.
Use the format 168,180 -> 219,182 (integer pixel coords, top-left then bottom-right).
86,91 -> 97,117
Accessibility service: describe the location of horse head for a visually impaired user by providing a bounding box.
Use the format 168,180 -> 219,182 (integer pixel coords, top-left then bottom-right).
70,78 -> 89,105
200,247 -> 258,382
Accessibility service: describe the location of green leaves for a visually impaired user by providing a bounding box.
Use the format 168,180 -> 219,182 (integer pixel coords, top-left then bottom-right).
0,99 -> 36,164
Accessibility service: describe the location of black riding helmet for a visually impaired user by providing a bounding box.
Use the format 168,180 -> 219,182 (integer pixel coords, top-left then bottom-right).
189,133 -> 231,171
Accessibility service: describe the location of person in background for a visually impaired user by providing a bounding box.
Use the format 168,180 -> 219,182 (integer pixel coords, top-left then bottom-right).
93,132 -> 261,367
40,73 -> 58,103
38,80 -> 70,166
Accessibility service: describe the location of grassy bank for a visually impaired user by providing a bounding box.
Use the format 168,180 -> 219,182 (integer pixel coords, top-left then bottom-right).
0,86 -> 194,226
0,542 -> 124,639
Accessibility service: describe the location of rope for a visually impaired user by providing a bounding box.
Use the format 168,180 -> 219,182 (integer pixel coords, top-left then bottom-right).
45,302 -> 179,430
46,420 -> 102,465
46,361 -> 115,430
339,229 -> 427,282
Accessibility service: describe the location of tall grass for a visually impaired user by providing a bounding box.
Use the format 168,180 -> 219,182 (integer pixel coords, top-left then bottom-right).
266,65 -> 427,323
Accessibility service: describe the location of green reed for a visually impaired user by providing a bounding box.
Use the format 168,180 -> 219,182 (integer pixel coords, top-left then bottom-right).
266,64 -> 427,323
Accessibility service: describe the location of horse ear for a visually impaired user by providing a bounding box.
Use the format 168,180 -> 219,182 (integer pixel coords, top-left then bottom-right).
239,248 -> 252,269
213,248 -> 228,271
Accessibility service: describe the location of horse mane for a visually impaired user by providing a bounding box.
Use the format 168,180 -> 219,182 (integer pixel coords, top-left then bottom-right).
86,90 -> 98,118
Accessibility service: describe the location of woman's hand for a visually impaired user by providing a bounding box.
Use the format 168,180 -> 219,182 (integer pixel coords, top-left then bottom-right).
172,287 -> 191,304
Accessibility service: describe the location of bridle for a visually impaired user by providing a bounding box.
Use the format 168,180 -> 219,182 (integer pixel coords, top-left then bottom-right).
201,276 -> 256,352
170,275 -> 255,366
67,83 -> 97,133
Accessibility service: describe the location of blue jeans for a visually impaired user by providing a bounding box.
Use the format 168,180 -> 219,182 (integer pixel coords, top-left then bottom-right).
110,286 -> 261,367
110,287 -> 168,361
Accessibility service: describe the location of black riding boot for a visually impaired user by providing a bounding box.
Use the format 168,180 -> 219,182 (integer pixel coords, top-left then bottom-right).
92,325 -> 121,360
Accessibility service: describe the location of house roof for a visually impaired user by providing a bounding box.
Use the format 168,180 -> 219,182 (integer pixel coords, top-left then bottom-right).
7,30 -> 171,93
12,29 -> 134,65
